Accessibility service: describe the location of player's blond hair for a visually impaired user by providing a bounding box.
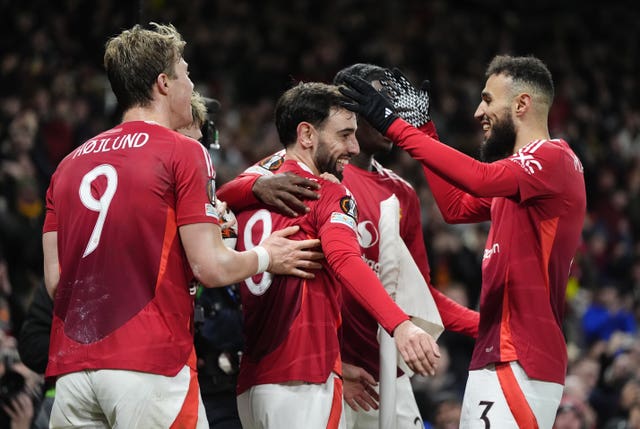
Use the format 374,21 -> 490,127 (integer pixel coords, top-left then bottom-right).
104,23 -> 186,111
190,91 -> 207,128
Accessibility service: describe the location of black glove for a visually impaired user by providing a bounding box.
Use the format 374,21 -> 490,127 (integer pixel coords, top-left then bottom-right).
339,75 -> 399,135
381,68 -> 431,128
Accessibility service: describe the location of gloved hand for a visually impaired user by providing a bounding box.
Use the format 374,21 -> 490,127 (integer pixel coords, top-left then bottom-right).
381,68 -> 431,128
339,75 -> 399,135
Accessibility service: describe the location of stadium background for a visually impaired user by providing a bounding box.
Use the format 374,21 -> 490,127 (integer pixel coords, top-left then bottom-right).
1,0 -> 639,427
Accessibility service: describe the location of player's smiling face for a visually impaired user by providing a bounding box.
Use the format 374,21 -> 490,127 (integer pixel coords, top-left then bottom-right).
474,73 -> 517,162
314,107 -> 359,180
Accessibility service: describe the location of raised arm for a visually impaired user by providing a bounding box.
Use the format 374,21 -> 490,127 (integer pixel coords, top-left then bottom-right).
339,75 -> 520,199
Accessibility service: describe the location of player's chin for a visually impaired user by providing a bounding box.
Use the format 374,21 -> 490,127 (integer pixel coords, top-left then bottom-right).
335,160 -> 349,177
480,130 -> 490,144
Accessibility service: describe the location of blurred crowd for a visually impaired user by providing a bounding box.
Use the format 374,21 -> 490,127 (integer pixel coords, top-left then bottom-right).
1,0 -> 639,427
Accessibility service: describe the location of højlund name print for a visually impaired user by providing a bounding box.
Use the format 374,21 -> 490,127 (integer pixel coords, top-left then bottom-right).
72,133 -> 150,159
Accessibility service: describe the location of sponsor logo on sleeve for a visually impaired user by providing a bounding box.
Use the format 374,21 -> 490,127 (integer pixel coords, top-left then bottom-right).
205,203 -> 220,220
339,196 -> 358,220
258,154 -> 285,172
330,212 -> 356,230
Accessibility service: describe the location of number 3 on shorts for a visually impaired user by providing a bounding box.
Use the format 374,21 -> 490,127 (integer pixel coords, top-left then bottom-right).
79,164 -> 118,257
479,401 -> 494,429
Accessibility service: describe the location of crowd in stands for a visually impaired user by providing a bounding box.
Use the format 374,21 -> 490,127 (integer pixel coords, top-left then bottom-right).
1,1 -> 639,427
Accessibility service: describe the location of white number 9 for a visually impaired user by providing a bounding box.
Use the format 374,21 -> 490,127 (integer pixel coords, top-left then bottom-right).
243,209 -> 274,295
79,164 -> 118,257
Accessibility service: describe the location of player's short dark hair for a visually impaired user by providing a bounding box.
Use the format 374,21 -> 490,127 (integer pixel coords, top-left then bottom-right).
104,23 -> 186,111
333,63 -> 387,86
486,55 -> 554,105
275,82 -> 348,147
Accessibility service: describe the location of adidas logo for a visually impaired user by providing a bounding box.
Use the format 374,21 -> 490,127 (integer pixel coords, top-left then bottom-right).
384,107 -> 393,118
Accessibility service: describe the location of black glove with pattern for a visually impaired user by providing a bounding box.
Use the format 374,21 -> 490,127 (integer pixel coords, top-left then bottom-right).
338,75 -> 399,135
380,68 -> 431,128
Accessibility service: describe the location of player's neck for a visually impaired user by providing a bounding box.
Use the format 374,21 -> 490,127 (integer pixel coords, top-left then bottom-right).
122,106 -> 172,129
284,148 -> 320,176
513,124 -> 550,153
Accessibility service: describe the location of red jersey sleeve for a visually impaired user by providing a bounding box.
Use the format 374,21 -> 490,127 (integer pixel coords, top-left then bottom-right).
173,137 -> 219,226
43,171 -> 58,233
423,168 -> 492,223
395,120 -> 500,223
217,173 -> 261,211
314,183 -> 408,334
418,121 -> 440,140
388,120 -> 519,198
216,150 -> 287,211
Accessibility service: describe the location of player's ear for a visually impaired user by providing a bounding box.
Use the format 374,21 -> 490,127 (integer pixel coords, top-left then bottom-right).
514,93 -> 531,117
297,122 -> 315,148
156,73 -> 170,95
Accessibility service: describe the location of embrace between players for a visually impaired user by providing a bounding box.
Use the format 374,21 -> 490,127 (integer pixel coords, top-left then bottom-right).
43,23 -> 585,429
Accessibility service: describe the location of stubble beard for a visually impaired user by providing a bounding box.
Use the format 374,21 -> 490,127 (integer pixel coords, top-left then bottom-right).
315,139 -> 344,181
479,110 -> 517,163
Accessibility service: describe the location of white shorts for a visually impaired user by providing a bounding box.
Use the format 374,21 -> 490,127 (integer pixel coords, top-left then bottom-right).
237,372 -> 345,429
343,373 -> 422,429
460,361 -> 563,429
50,365 -> 208,429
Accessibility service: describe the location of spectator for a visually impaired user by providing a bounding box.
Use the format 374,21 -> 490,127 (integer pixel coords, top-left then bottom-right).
426,392 -> 462,429
553,394 -> 594,429
582,285 -> 637,347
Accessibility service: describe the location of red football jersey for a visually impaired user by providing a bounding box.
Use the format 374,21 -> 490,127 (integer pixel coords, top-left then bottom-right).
220,147 -> 479,383
235,160 -> 408,393
389,119 -> 586,384
44,121 -> 218,378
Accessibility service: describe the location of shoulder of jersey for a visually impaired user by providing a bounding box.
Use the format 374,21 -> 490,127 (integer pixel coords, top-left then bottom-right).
371,159 -> 415,190
244,150 -> 286,175
321,178 -> 351,198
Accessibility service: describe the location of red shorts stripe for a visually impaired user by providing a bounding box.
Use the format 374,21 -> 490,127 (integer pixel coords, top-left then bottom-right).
170,350 -> 200,429
326,376 -> 343,429
496,362 -> 539,429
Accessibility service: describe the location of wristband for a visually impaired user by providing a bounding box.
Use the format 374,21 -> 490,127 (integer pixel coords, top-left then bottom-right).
252,246 -> 270,275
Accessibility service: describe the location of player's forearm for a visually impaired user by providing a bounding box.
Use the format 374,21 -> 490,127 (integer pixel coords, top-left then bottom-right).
430,285 -> 479,338
43,231 -> 60,298
388,120 -> 519,198
204,248 -> 265,287
423,166 -> 491,223
180,223 -> 263,287
216,174 -> 260,212
324,236 -> 408,334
